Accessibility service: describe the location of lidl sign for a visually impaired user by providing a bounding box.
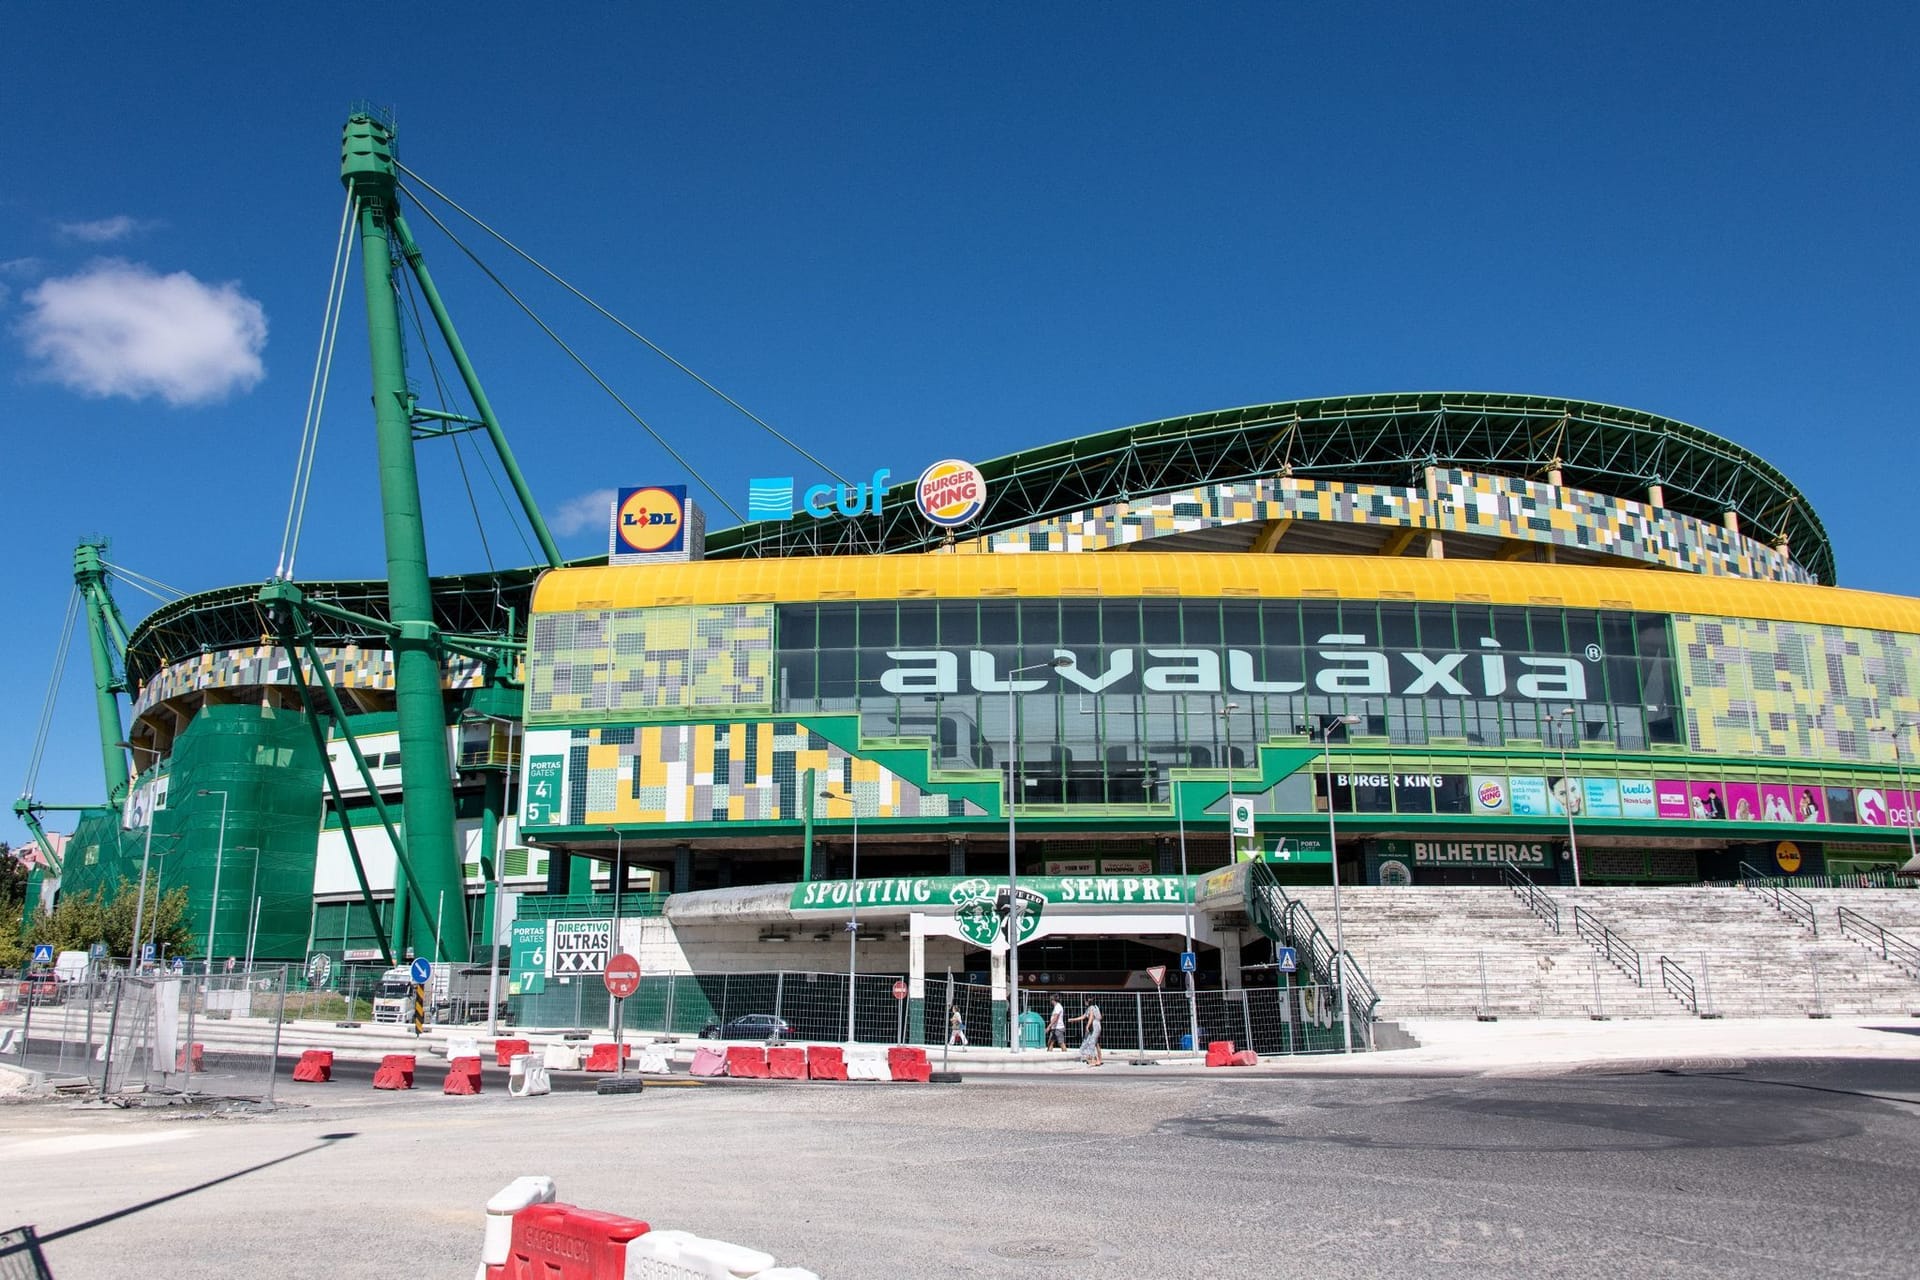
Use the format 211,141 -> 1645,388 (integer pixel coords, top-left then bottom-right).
613,485 -> 688,555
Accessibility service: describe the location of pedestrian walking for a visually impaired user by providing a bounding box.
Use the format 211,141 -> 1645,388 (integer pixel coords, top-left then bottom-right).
948,1005 -> 968,1046
1068,997 -> 1103,1066
1046,996 -> 1066,1050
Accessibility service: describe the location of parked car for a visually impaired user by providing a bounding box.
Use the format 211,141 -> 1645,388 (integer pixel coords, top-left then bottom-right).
700,1014 -> 792,1042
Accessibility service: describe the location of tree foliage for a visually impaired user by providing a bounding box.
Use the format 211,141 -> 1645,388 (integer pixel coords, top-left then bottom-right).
18,878 -> 196,965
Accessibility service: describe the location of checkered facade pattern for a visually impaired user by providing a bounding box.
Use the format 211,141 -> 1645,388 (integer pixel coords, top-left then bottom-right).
960,470 -> 1811,583
550,721 -> 988,827
527,603 -> 774,721
1676,615 -> 1920,762
132,643 -> 487,714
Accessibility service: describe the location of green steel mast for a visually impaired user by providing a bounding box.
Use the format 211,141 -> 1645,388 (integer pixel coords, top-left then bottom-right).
340,114 -> 468,962
74,540 -> 131,806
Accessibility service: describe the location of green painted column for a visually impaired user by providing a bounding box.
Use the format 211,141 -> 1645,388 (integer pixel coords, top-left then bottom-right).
341,113 -> 467,962
73,543 -> 129,804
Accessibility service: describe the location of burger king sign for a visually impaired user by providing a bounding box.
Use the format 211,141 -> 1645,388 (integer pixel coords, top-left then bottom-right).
916,459 -> 987,528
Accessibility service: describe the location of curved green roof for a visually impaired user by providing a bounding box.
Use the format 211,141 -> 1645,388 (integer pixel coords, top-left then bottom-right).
707,391 -> 1832,583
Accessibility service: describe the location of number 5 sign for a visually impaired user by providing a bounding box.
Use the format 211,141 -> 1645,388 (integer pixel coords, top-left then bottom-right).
522,755 -> 565,827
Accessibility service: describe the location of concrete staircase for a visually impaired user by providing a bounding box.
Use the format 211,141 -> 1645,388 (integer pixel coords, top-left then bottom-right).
1282,885 -> 1920,1019
1286,888 -> 1668,1019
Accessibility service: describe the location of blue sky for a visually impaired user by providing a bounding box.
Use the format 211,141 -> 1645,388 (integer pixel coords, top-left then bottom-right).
3,2 -> 1915,845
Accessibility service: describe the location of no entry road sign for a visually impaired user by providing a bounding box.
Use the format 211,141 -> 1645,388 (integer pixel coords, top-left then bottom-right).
604,953 -> 641,999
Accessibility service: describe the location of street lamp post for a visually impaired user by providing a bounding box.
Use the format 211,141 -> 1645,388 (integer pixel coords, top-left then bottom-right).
1554,708 -> 1583,888
461,709 -> 522,1037
1306,713 -> 1362,1054
231,847 -> 260,972
821,786 -> 861,1043
1219,699 -> 1243,859
1174,782 -> 1200,1053
606,825 -> 624,1036
1885,723 -> 1920,871
198,789 -> 230,972
1006,655 -> 1071,1051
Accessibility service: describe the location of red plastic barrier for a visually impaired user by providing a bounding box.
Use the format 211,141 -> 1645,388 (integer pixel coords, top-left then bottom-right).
725,1045 -> 770,1078
583,1043 -> 622,1073
767,1046 -> 806,1079
689,1046 -> 726,1077
1228,1050 -> 1260,1067
806,1045 -> 848,1081
492,1202 -> 651,1280
444,1055 -> 484,1095
373,1053 -> 416,1090
291,1049 -> 333,1083
1205,1040 -> 1236,1068
886,1046 -> 930,1083
174,1042 -> 205,1073
494,1038 -> 531,1067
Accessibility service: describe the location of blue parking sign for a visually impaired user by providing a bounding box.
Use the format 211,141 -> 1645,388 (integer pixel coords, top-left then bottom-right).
1179,950 -> 1197,973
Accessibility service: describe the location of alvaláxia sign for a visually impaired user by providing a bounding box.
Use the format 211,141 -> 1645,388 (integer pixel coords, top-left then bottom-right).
875,640 -> 1592,702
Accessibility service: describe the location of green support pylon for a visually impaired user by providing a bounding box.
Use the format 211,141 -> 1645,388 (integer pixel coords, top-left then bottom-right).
73,541 -> 130,805
341,112 -> 468,962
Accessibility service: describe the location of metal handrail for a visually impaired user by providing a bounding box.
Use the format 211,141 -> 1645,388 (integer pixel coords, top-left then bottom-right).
1658,956 -> 1698,1012
1572,905 -> 1643,986
1243,861 -> 1381,1036
1836,907 -> 1920,975
1501,861 -> 1560,934
1737,862 -> 1818,934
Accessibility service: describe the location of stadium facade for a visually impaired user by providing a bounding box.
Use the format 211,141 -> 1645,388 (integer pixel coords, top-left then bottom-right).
40,392 -> 1920,1012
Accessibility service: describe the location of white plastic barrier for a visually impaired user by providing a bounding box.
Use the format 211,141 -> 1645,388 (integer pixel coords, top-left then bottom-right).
474,1175 -> 557,1280
845,1054 -> 890,1081
542,1041 -> 583,1071
446,1034 -> 480,1061
635,1051 -> 672,1075
507,1053 -> 551,1098
0,1028 -> 16,1053
623,1229 -> 820,1279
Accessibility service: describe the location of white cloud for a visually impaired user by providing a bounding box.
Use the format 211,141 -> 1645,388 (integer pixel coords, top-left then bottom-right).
550,488 -> 617,536
18,260 -> 267,406
57,216 -> 151,243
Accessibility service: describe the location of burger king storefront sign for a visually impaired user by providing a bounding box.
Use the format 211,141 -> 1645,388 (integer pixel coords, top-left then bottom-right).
917,459 -> 987,527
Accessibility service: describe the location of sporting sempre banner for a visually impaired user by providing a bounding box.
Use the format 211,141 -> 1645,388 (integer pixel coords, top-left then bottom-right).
791,874 -> 1195,913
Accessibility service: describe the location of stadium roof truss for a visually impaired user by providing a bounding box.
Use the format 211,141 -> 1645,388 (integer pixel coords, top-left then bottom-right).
707,392 -> 1832,584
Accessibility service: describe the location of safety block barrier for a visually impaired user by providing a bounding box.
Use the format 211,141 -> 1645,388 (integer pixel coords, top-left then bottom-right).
767,1046 -> 806,1079
1229,1050 -> 1260,1066
805,1046 -> 846,1081
0,1029 -> 17,1054
174,1042 -> 205,1073
495,1038 -> 531,1067
724,1046 -> 770,1078
447,1034 -> 481,1062
688,1047 -> 726,1077
445,1056 -> 485,1095
584,1043 -> 634,1073
1205,1040 -> 1236,1068
291,1049 -> 334,1083
886,1047 -> 930,1083
373,1053 -> 416,1090
542,1042 -> 583,1071
845,1052 -> 890,1081
474,1176 -> 819,1280
508,1053 -> 551,1098
634,1051 -> 672,1075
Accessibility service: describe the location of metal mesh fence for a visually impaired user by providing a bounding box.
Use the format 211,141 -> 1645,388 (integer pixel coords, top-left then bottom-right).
5,968 -> 287,1100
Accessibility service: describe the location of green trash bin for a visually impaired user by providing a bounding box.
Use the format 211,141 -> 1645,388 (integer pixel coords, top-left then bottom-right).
1018,1010 -> 1045,1049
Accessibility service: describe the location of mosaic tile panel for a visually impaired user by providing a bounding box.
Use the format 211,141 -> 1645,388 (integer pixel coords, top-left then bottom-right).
528,603 -> 774,721
133,643 -> 486,714
558,721 -> 988,827
959,472 -> 1812,583
1675,614 -> 1920,761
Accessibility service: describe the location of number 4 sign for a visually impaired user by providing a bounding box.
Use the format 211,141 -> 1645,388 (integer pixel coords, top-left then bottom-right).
522,755 -> 564,827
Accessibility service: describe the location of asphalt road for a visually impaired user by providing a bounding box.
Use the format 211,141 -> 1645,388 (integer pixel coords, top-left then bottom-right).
4,1058 -> 1918,1278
